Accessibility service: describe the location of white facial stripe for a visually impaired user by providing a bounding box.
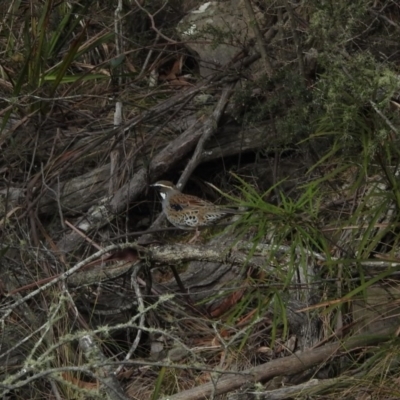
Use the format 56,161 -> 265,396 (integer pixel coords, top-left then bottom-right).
154,184 -> 169,189
159,192 -> 166,199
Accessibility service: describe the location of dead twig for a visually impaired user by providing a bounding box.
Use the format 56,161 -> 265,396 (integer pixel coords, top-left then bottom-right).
242,0 -> 273,77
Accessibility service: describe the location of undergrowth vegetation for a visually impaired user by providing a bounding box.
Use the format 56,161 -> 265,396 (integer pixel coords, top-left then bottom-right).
1,1 -> 113,125
1,0 -> 400,399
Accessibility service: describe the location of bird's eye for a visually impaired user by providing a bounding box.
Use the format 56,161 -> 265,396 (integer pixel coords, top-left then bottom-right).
171,203 -> 183,211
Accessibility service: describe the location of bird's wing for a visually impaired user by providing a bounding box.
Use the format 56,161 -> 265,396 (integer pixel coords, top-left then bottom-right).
183,194 -> 214,208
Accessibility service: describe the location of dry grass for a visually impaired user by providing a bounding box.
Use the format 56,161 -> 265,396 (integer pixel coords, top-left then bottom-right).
2,1 -> 400,399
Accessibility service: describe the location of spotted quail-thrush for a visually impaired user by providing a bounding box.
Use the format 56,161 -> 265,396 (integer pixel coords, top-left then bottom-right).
151,180 -> 243,241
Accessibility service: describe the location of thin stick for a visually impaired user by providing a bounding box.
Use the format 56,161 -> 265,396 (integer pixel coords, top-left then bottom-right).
178,83 -> 236,189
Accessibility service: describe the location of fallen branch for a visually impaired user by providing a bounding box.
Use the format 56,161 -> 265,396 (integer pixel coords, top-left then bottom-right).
164,332 -> 392,400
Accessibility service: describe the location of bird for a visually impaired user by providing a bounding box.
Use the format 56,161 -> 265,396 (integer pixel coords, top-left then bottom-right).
151,180 -> 243,241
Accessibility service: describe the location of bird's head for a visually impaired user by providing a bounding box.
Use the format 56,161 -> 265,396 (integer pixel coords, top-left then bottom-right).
151,181 -> 179,199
